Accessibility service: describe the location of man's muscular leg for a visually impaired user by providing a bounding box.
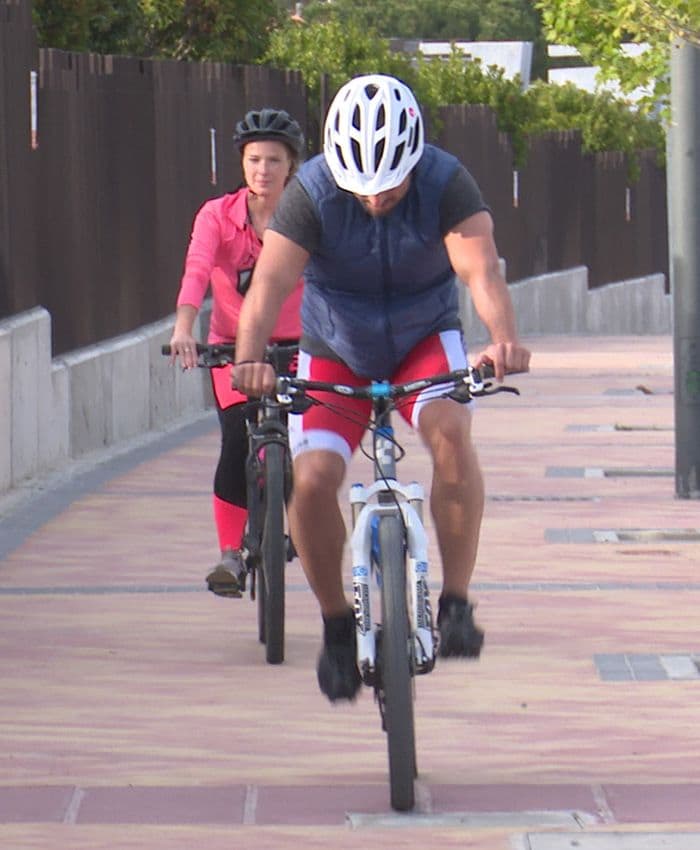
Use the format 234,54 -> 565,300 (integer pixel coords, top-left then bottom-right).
418,399 -> 485,658
288,449 -> 349,616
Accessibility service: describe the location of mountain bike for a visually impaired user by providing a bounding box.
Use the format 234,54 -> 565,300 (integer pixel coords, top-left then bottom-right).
162,341 -> 298,664
276,364 -> 519,811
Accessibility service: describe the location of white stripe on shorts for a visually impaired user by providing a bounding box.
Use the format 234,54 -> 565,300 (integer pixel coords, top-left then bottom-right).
410,329 -> 469,429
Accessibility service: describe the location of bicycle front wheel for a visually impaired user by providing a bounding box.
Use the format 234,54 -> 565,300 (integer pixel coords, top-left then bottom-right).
379,513 -> 416,812
261,441 -> 287,664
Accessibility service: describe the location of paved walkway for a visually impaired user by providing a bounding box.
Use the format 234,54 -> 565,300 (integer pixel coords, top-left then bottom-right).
2,334 -> 700,850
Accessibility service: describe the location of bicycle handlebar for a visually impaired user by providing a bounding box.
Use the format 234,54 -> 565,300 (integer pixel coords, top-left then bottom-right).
161,341 -> 299,372
276,364 -> 519,407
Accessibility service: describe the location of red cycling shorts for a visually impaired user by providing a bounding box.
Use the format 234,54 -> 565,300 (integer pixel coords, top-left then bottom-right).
288,329 -> 468,463
210,365 -> 247,409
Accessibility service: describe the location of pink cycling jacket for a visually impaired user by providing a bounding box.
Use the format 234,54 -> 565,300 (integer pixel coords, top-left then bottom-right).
177,187 -> 302,343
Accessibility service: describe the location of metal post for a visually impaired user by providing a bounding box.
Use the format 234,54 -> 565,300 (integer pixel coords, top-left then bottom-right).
668,38 -> 700,498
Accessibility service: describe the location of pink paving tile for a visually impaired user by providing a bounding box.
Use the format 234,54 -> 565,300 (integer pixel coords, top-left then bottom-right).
603,783 -> 700,823
429,784 -> 599,816
255,784 -> 392,825
0,786 -> 75,822
77,786 -> 247,824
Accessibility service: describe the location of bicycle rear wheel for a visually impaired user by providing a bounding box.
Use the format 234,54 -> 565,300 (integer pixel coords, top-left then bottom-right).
378,513 -> 416,812
261,441 -> 286,664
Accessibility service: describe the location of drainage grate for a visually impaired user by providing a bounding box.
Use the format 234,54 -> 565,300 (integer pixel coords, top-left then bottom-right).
595,653 -> 700,681
565,424 -> 672,432
527,833 -> 700,849
613,424 -> 673,432
595,529 -> 700,544
546,466 -> 673,478
602,467 -> 673,478
489,494 -> 598,502
546,528 -> 700,544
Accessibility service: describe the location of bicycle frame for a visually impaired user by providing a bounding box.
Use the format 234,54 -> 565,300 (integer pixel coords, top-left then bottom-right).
350,398 -> 435,686
161,340 -> 297,664
276,365 -> 519,811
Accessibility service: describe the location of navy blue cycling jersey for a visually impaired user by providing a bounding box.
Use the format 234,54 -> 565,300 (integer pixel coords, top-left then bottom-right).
269,145 -> 488,378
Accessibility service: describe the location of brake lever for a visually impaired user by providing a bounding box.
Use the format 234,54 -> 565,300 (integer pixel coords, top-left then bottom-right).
474,383 -> 520,397
447,379 -> 520,403
200,353 -> 232,368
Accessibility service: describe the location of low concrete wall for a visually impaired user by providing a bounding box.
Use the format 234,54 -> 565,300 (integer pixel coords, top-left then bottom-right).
0,304 -> 213,499
0,270 -> 672,500
459,266 -> 671,344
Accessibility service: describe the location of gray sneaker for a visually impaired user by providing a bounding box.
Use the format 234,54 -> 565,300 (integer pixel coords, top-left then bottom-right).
206,549 -> 247,598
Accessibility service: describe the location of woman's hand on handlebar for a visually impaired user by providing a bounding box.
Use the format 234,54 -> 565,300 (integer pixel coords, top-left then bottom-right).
169,330 -> 199,370
472,341 -> 531,382
232,360 -> 276,397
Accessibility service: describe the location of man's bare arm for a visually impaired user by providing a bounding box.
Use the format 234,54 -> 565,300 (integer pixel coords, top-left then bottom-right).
444,210 -> 530,379
233,230 -> 309,395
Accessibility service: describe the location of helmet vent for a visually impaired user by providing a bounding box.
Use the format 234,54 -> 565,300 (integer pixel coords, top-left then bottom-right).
374,139 -> 386,171
352,105 -> 362,131
351,138 -> 362,170
376,104 -> 386,130
411,123 -> 422,154
390,142 -> 404,171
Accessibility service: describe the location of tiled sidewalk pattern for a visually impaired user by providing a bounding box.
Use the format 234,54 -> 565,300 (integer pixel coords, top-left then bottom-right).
1,335 -> 699,849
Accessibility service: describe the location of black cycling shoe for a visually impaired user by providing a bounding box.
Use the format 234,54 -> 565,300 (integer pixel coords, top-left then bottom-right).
317,608 -> 362,702
205,549 -> 247,598
437,593 -> 484,658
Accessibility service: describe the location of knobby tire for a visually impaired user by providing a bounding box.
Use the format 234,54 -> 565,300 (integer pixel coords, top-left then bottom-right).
379,514 -> 416,811
261,441 -> 286,664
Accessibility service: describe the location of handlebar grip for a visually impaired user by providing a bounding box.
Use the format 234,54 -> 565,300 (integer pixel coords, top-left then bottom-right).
162,343 -> 212,356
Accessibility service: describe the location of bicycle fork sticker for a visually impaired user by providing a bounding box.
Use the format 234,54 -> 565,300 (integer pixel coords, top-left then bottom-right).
353,565 -> 376,670
411,560 -> 435,670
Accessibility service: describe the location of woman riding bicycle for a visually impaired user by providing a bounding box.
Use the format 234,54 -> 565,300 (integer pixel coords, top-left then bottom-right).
169,108 -> 304,597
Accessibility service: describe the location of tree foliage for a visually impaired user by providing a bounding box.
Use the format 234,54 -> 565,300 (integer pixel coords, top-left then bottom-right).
266,25 -> 665,175
414,46 -> 665,174
33,0 -> 285,61
301,0 -> 542,42
138,0 -> 283,61
535,0 -> 700,107
32,0 -> 144,54
264,19 -> 417,110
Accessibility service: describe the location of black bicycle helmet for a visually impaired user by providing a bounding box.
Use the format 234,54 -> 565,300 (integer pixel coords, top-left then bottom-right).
233,108 -> 305,157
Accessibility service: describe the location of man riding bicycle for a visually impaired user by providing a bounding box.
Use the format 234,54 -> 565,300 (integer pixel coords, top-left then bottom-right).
233,74 -> 531,703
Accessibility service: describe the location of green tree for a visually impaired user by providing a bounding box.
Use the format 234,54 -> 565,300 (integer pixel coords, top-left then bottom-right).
33,0 -> 286,61
299,0 -> 548,81
264,19 -> 417,109
139,0 -> 283,61
535,0 -> 700,107
413,45 -> 664,172
300,0 -> 541,42
33,0 -> 144,54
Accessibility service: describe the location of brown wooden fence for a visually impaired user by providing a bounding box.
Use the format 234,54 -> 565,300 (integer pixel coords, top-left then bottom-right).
436,104 -> 668,289
1,0 -> 669,355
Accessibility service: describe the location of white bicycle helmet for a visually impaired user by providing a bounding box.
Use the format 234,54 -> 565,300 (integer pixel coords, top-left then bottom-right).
323,74 -> 424,195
